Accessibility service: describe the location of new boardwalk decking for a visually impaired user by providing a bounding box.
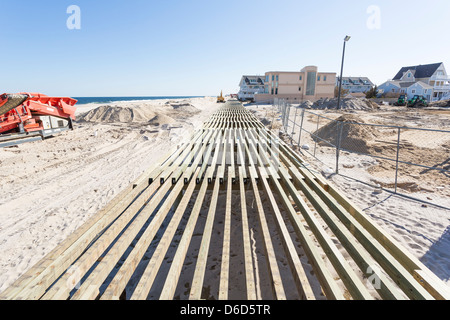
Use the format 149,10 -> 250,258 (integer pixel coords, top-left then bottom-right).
2,101 -> 448,300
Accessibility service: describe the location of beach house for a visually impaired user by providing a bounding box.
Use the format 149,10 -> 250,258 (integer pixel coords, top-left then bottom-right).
237,75 -> 266,102
336,77 -> 374,97
254,66 -> 336,103
378,62 -> 450,101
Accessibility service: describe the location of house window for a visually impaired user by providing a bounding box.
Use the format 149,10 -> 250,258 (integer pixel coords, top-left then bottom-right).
272,75 -> 275,81
306,72 -> 316,95
298,87 -> 302,91
412,89 -> 416,94
408,73 -> 411,78
275,88 -> 278,95
271,88 -> 274,95
318,76 -> 321,81
299,75 -> 302,81
324,75 -> 327,81
276,75 -> 279,81
265,75 -> 269,82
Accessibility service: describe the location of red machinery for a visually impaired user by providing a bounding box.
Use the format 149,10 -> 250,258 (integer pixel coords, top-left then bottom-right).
0,93 -> 78,147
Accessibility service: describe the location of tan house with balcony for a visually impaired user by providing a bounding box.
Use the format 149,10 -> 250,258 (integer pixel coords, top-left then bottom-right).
254,66 -> 336,103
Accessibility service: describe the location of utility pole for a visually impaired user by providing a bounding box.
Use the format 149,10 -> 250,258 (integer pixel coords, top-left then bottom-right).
337,35 -> 351,110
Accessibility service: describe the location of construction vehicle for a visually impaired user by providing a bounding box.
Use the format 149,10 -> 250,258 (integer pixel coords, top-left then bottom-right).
217,91 -> 225,103
407,95 -> 428,108
0,93 -> 78,147
393,94 -> 407,106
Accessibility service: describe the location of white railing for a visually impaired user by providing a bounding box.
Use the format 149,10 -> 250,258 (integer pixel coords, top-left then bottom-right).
433,85 -> 450,91
431,75 -> 450,81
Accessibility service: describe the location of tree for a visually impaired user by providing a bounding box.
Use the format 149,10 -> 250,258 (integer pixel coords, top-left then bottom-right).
365,85 -> 378,99
334,86 -> 349,98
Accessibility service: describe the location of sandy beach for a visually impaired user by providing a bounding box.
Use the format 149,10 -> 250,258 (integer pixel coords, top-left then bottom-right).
0,96 -> 221,293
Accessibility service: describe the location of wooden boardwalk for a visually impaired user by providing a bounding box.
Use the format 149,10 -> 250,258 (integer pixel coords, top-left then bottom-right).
1,101 -> 448,300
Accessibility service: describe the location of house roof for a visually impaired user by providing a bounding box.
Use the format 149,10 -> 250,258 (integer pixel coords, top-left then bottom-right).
380,80 -> 401,88
399,81 -> 416,88
240,75 -> 265,86
393,62 -> 442,80
410,81 -> 433,89
340,77 -> 374,85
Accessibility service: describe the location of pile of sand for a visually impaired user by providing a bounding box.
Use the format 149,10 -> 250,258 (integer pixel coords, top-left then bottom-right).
78,105 -> 156,123
306,98 -> 379,110
148,114 -> 176,127
165,100 -> 201,114
313,114 -> 380,153
77,102 -> 198,127
429,99 -> 450,108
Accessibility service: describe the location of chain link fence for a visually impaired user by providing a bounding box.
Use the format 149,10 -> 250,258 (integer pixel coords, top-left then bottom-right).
272,98 -> 450,269
275,98 -> 450,208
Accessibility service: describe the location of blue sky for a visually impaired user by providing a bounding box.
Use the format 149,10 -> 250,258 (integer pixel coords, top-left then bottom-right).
1,0 -> 449,97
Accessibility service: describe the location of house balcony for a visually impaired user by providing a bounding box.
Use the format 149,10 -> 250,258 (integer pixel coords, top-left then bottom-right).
433,84 -> 450,91
430,75 -> 450,81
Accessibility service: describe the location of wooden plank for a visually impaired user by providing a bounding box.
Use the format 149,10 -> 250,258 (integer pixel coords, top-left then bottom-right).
285,165 -> 406,300
277,168 -> 375,300
154,170 -> 211,300
326,184 -> 450,300
0,154 -> 168,300
189,168 -> 222,299
70,171 -> 188,300
218,170 -> 233,300
206,130 -> 222,183
101,169 -> 201,300
42,174 -> 178,300
256,166 -> 316,300
12,178 -> 164,300
238,167 -> 257,300
183,129 -> 215,184
265,168 -> 345,300
296,166 -> 434,300
249,174 -> 286,300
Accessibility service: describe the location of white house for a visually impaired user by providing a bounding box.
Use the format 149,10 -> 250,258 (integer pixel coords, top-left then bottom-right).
336,76 -> 374,94
237,75 -> 265,102
378,62 -> 450,101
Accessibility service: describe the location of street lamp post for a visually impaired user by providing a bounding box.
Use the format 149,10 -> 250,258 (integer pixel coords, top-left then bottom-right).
337,35 -> 351,110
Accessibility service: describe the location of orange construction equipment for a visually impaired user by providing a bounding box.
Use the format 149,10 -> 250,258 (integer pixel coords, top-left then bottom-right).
0,93 -> 78,147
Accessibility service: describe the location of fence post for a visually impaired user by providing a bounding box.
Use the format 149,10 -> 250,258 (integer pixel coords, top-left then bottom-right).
297,108 -> 305,147
313,113 -> 320,157
285,103 -> 291,133
336,121 -> 344,174
394,127 -> 401,193
292,106 -> 298,135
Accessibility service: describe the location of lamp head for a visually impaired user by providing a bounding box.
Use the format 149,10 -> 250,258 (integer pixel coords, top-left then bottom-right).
344,35 -> 351,42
